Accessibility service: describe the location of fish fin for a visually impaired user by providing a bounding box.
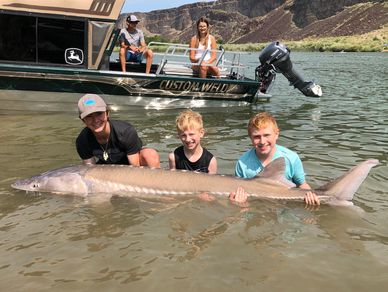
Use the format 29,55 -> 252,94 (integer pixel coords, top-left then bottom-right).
84,193 -> 113,205
257,157 -> 296,188
316,159 -> 379,201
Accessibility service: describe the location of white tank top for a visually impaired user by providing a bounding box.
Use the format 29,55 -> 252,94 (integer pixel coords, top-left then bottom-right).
194,35 -> 211,61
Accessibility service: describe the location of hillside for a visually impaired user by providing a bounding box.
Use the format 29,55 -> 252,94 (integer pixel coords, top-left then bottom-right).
119,0 -> 388,45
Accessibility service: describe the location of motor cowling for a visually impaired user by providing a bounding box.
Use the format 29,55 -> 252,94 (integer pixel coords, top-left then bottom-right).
258,41 -> 322,97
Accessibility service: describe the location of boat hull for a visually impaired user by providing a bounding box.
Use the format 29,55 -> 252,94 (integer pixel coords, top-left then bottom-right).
0,64 -> 270,104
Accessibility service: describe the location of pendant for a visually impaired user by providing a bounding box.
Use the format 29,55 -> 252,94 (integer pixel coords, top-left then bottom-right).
103,151 -> 109,161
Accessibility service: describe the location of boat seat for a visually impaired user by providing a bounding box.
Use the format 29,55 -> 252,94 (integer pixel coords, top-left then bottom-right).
161,63 -> 229,78
161,63 -> 194,76
109,60 -> 159,73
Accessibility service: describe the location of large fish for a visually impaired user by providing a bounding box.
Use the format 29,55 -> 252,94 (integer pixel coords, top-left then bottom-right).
11,158 -> 378,205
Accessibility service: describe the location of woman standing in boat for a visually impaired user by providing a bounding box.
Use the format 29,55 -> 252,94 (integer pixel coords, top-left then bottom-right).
189,17 -> 220,78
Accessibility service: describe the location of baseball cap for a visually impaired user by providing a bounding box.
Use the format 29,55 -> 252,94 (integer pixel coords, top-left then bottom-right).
127,15 -> 140,22
78,94 -> 107,119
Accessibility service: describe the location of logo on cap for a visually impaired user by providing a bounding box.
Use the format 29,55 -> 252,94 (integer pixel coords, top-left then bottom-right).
84,99 -> 96,106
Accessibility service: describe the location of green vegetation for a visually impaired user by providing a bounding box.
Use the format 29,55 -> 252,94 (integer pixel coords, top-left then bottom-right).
145,35 -> 170,44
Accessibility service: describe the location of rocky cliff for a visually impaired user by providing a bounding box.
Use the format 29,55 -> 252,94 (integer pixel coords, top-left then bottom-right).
120,0 -> 388,43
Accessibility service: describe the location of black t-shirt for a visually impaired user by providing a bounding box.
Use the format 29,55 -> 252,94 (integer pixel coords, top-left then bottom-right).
76,120 -> 143,165
174,145 -> 214,173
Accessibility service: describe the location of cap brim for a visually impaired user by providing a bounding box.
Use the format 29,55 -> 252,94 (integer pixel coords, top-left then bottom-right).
80,106 -> 106,119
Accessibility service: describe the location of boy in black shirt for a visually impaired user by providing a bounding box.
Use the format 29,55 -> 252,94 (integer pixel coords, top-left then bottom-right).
168,110 -> 217,174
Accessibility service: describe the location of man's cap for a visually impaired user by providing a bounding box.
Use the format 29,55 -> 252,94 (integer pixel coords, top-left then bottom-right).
78,94 -> 107,119
127,15 -> 140,22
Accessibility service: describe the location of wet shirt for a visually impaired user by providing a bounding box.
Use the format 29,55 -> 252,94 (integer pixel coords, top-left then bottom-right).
174,145 -> 214,173
235,145 -> 306,185
76,120 -> 143,165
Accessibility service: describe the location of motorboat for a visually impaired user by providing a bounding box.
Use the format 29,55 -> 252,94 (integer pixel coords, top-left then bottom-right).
0,0 -> 322,107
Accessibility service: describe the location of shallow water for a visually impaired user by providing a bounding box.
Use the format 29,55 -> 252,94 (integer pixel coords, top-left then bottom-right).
0,52 -> 387,291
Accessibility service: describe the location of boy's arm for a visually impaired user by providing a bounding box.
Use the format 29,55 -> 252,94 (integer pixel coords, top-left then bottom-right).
82,158 -> 96,165
127,152 -> 140,166
208,157 -> 217,174
168,152 -> 176,169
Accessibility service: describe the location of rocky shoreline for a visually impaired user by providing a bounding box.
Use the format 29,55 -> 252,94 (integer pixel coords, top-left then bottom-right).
124,0 -> 388,49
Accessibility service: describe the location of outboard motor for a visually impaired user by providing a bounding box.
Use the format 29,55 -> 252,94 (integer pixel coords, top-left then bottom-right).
257,41 -> 322,97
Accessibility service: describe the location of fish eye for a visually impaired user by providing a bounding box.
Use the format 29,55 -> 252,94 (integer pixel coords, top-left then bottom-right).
32,183 -> 40,188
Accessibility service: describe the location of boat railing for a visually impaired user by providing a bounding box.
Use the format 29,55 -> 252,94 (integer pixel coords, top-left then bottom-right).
147,42 -> 251,78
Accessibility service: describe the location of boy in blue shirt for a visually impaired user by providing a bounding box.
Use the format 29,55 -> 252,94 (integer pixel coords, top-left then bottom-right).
230,112 -> 320,205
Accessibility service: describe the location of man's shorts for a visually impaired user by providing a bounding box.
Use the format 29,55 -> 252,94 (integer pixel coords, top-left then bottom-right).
126,51 -> 143,63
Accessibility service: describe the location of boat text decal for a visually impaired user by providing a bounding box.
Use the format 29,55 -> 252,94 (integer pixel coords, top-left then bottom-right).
160,80 -> 230,93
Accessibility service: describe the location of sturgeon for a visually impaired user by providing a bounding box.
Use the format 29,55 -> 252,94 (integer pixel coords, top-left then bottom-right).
11,158 -> 378,205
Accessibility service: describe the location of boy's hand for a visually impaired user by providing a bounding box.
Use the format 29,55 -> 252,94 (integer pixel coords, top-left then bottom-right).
304,191 -> 320,205
229,186 -> 249,207
198,192 -> 216,201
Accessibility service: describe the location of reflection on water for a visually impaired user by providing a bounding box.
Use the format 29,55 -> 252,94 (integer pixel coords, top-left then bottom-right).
0,52 -> 387,291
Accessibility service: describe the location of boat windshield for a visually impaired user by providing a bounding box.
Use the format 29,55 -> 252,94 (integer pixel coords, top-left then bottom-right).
0,13 -> 84,66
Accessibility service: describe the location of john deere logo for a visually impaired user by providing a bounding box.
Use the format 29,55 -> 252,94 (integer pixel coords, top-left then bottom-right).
65,48 -> 84,65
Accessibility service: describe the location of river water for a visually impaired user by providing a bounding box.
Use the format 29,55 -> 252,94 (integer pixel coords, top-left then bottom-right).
0,52 -> 387,291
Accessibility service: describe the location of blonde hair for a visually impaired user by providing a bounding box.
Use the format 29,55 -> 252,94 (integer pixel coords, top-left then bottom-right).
176,110 -> 204,132
248,112 -> 279,135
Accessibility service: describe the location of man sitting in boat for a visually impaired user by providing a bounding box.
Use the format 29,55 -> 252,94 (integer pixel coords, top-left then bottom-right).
119,15 -> 153,74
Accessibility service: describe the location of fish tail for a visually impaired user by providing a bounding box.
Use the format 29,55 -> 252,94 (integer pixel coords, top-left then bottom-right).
315,159 -> 379,203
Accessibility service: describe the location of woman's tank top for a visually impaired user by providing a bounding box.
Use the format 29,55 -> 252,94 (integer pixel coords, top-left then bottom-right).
194,35 -> 211,61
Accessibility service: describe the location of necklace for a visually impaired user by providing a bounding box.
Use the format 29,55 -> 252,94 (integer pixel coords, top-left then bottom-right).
99,135 -> 110,161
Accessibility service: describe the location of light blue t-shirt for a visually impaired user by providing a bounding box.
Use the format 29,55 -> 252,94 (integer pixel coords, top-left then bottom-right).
235,145 -> 306,186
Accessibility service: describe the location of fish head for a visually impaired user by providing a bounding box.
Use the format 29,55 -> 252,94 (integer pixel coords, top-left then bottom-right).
11,165 -> 89,195
11,175 -> 45,192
